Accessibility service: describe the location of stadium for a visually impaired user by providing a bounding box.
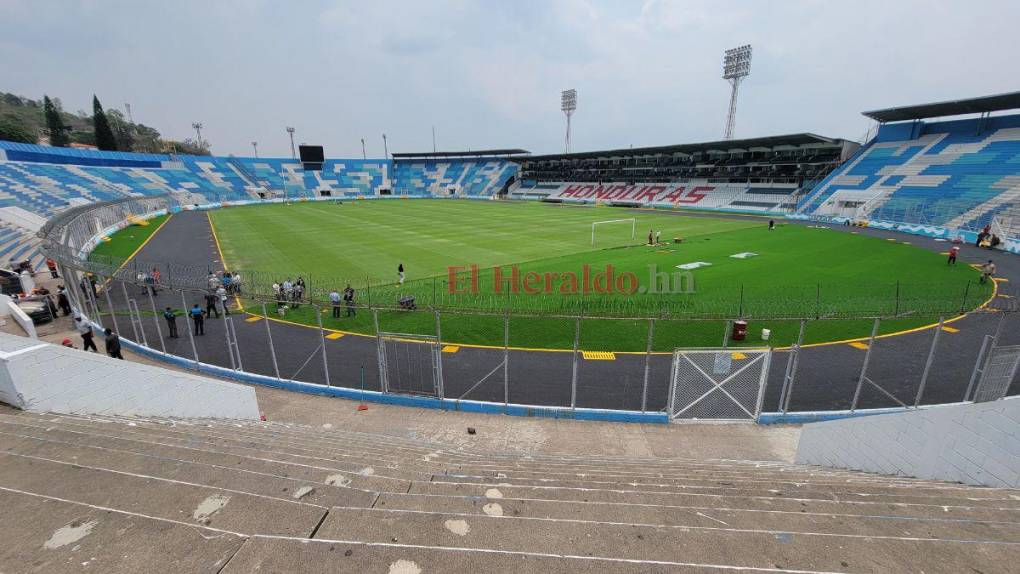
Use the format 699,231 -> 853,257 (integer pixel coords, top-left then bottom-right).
2,3 -> 1020,571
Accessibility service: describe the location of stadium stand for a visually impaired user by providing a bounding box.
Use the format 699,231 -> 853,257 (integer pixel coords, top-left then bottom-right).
0,406 -> 1017,571
798,93 -> 1020,237
512,134 -> 855,213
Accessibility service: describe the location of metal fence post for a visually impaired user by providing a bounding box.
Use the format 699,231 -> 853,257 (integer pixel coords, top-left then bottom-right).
503,312 -> 510,411
965,335 -> 993,402
434,310 -> 444,400
850,317 -> 881,412
570,316 -> 580,410
262,302 -> 281,379
914,316 -> 944,407
102,285 -> 120,334
146,288 -> 167,354
373,308 -> 387,393
641,318 -> 654,413
779,319 -> 807,413
182,291 -> 200,369
223,315 -> 238,371
121,283 -> 140,342
315,305 -> 331,387
721,320 -> 731,348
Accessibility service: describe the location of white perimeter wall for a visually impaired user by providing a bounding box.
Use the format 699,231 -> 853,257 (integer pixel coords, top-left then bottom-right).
796,397 -> 1020,488
0,331 -> 259,420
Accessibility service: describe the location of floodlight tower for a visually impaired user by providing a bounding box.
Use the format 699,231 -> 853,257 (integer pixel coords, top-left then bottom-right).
561,89 -> 577,154
251,141 -> 258,158
722,45 -> 752,140
286,127 -> 296,159
191,122 -> 203,147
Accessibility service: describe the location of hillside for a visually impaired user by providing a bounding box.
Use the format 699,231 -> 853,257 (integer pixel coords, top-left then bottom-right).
0,90 -> 208,155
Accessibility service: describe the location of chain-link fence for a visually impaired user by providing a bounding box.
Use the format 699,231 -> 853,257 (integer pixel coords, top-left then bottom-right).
38,196 -> 1020,420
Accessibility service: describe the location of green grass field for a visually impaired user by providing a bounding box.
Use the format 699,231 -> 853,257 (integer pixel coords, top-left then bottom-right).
183,200 -> 990,350
90,214 -> 169,261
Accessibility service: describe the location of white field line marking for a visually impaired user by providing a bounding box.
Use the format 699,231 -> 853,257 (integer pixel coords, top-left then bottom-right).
322,505 -> 1020,545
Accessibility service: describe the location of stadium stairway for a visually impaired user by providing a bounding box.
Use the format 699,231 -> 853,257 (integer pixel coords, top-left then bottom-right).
1,406 -> 1019,572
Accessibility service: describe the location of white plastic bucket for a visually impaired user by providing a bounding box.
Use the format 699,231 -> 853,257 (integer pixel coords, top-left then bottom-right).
761,328 -> 771,341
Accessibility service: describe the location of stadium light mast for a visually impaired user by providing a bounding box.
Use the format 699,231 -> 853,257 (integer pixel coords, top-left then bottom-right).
191,122 -> 203,148
382,133 -> 388,159
361,138 -> 366,160
124,102 -> 133,124
561,89 -> 577,154
286,127 -> 296,159
251,141 -> 258,158
722,45 -> 752,140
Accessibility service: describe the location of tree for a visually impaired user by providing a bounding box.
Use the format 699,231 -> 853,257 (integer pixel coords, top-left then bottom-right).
0,113 -> 35,143
92,95 -> 118,151
43,95 -> 69,147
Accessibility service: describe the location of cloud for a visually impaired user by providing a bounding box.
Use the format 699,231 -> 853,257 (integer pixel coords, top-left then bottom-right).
1,0 -> 1018,156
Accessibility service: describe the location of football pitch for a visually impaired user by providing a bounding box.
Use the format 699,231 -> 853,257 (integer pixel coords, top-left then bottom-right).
183,199 -> 993,351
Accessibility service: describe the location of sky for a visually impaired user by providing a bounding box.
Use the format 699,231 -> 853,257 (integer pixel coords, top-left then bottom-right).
2,0 -> 1018,158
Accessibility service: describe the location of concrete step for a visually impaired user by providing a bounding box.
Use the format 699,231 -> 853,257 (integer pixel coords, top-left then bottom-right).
13,413 -> 992,494
0,431 -> 381,508
313,506 -> 1020,572
434,470 -> 1014,503
0,489 -> 246,573
222,535 -> 776,574
2,414 -> 435,482
0,451 -> 326,537
418,478 -> 1020,510
405,482 -> 1020,522
0,418 -> 414,493
374,491 -> 1020,542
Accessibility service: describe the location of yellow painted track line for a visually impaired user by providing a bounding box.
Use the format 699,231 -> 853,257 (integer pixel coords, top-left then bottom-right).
96,214 -> 173,293
207,212 -> 245,313
114,214 -> 173,276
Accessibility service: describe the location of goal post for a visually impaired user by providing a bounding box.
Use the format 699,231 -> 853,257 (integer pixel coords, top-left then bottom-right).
591,218 -> 636,247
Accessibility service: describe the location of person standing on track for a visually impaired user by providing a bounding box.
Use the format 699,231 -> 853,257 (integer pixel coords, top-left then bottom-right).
45,258 -> 59,278
164,307 -> 179,338
947,245 -> 960,265
75,316 -> 98,352
205,291 -> 220,318
216,285 -> 230,316
190,303 -> 205,335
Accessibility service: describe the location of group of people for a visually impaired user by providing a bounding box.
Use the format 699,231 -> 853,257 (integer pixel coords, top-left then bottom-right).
646,230 -> 662,245
208,271 -> 242,295
71,315 -> 122,359
975,225 -> 1002,250
329,285 -> 357,318
271,277 -> 306,310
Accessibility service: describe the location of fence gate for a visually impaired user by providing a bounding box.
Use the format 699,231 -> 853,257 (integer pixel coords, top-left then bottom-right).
972,344 -> 1020,403
668,348 -> 772,421
377,332 -> 443,398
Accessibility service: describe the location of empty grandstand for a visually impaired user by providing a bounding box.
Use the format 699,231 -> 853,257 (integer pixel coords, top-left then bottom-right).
511,134 -> 857,214
798,91 -> 1020,245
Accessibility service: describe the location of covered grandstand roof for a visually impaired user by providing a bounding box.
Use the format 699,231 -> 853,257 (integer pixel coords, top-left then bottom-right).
392,149 -> 529,159
862,91 -> 1020,123
520,133 -> 841,162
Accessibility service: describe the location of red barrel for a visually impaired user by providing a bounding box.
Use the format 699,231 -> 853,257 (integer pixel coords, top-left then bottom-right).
731,320 -> 747,341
